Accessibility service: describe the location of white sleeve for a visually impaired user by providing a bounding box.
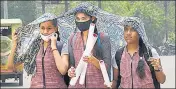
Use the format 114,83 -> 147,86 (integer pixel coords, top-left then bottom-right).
61,41 -> 69,56
151,47 -> 160,59
111,55 -> 118,69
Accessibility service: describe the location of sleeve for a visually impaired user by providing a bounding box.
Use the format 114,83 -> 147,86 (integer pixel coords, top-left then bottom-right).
61,33 -> 75,56
101,33 -> 112,78
151,47 -> 160,59
56,41 -> 63,54
101,33 -> 111,66
61,40 -> 69,56
112,55 -> 118,69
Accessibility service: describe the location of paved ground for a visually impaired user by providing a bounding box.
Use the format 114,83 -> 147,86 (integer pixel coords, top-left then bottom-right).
160,56 -> 175,88
1,56 -> 175,88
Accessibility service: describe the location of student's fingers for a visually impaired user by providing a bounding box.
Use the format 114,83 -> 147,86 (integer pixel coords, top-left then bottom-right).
13,35 -> 17,40
148,58 -> 154,62
151,62 -> 161,71
69,67 -> 74,73
109,82 -> 113,88
68,67 -> 76,77
51,33 -> 57,41
83,57 -> 89,63
83,56 -> 89,59
68,70 -> 75,77
68,67 -> 73,76
68,72 -> 76,78
104,82 -> 108,87
70,73 -> 76,77
104,82 -> 111,88
151,59 -> 160,66
12,31 -> 17,36
68,69 -> 72,77
70,67 -> 75,72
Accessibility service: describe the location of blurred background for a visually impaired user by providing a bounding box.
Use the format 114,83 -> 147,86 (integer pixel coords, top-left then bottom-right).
1,0 -> 175,56
0,0 -> 175,88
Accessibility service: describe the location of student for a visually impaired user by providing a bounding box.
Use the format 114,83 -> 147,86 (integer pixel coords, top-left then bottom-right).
66,7 -> 112,88
57,2 -> 125,88
113,17 -> 166,88
8,13 -> 68,88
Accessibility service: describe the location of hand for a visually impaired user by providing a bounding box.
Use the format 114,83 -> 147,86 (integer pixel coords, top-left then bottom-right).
51,33 -> 57,49
104,81 -> 117,88
110,80 -> 117,88
104,82 -> 111,88
83,55 -> 92,63
148,57 -> 162,71
68,66 -> 76,78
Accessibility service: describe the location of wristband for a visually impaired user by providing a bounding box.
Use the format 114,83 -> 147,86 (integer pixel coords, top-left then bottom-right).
155,66 -> 163,72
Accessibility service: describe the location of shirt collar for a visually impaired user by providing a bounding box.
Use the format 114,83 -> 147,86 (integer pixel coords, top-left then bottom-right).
124,46 -> 139,54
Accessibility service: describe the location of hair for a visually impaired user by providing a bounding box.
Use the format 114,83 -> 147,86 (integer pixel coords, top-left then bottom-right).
74,8 -> 91,17
136,36 -> 149,79
39,18 -> 60,41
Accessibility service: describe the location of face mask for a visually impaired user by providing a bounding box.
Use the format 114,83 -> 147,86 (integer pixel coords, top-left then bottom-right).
76,20 -> 92,31
40,32 -> 55,42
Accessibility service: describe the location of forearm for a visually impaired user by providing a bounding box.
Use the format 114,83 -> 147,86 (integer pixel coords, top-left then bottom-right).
90,56 -> 101,69
7,46 -> 17,69
155,71 -> 166,84
153,58 -> 166,84
52,49 -> 69,75
113,67 -> 118,81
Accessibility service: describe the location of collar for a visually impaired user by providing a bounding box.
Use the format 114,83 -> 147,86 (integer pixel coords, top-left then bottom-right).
124,46 -> 139,54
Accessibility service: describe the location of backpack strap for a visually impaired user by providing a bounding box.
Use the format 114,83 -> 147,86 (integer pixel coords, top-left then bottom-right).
68,33 -> 76,68
114,47 -> 125,88
97,32 -> 104,48
144,47 -> 160,89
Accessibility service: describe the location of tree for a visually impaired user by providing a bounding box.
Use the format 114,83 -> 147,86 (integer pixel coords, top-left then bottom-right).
101,1 -> 175,46
47,1 -> 175,46
7,1 -> 37,25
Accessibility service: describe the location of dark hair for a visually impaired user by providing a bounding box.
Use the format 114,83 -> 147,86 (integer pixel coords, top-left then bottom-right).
74,8 -> 91,17
136,36 -> 148,79
39,19 -> 60,41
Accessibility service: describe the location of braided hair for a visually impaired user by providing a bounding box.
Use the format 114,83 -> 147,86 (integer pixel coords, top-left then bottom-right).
136,36 -> 149,79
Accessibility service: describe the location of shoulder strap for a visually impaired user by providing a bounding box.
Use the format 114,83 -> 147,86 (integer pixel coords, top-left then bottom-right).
143,47 -> 160,89
68,33 -> 76,67
115,47 -> 124,66
145,47 -> 160,89
115,47 -> 125,88
97,32 -> 104,48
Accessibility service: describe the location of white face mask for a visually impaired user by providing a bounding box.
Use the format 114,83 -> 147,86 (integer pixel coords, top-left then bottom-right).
40,32 -> 55,42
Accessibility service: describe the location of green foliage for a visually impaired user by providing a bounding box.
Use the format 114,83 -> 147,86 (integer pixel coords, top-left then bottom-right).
100,1 -> 175,46
7,1 -> 37,25
2,1 -> 174,46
